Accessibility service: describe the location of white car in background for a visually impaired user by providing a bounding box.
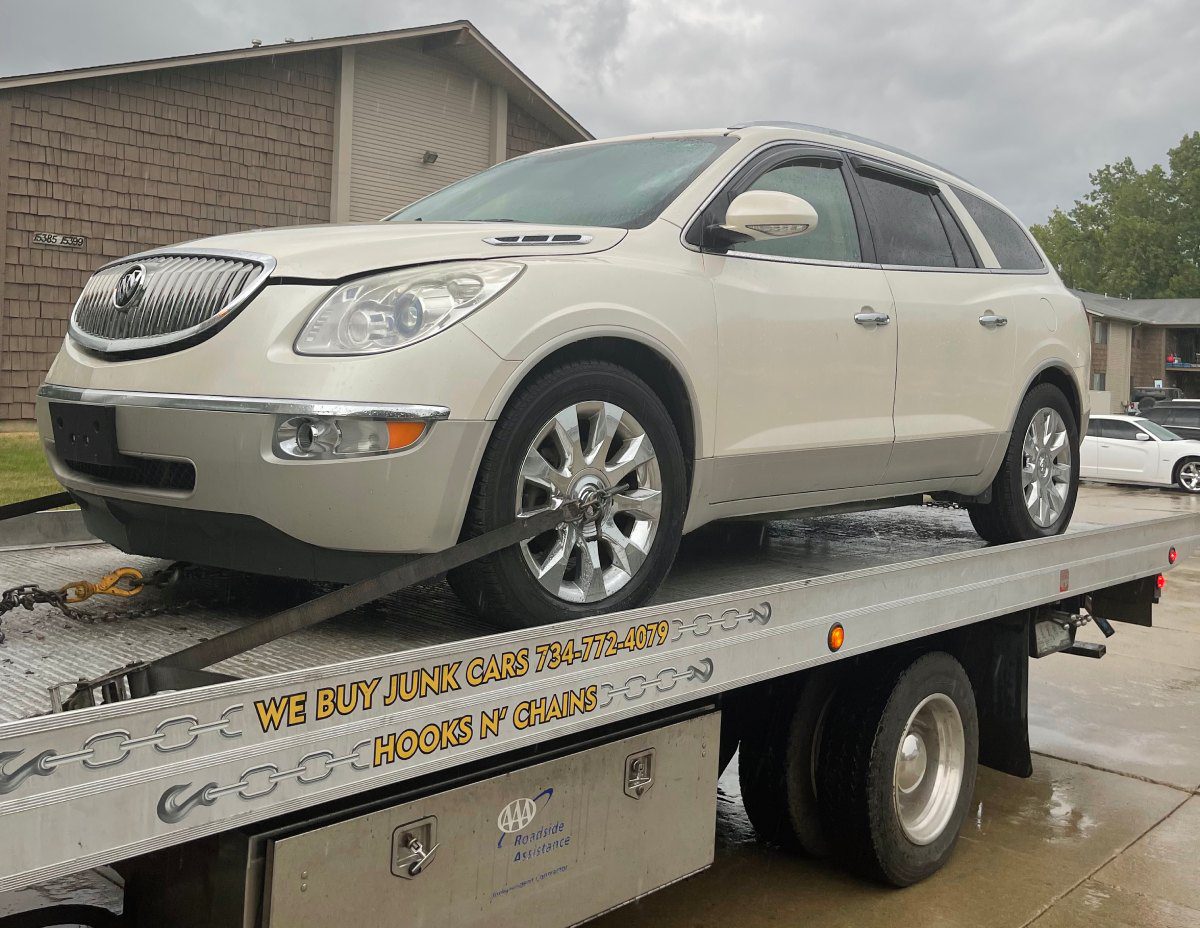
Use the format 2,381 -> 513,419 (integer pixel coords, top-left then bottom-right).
1082,415 -> 1200,493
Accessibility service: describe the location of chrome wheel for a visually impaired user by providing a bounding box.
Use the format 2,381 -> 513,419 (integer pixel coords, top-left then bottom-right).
1179,461 -> 1200,493
1021,408 -> 1072,527
893,693 -> 966,846
515,401 -> 661,603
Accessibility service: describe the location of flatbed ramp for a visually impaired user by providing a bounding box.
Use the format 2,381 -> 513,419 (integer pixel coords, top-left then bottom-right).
0,506 -> 1196,896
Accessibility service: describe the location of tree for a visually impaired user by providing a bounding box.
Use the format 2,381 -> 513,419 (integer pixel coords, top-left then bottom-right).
1030,133 -> 1200,298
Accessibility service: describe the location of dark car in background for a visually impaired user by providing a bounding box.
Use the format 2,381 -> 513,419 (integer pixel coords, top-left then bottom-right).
1143,399 -> 1200,440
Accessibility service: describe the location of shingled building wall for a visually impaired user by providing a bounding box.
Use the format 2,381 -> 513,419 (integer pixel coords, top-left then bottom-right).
0,52 -> 336,420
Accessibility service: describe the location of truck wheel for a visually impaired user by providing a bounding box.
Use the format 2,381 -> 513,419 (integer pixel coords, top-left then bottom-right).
449,360 -> 687,628
1176,459 -> 1200,494
738,668 -> 838,856
968,383 -> 1079,544
816,652 -> 978,886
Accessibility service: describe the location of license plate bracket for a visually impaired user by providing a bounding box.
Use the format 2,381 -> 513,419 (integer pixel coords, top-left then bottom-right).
49,402 -> 121,466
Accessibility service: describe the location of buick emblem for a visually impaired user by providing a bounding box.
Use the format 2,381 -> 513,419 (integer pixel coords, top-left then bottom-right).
112,264 -> 146,310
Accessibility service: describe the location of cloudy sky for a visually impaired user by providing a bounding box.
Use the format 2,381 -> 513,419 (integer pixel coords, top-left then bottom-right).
2,0 -> 1197,224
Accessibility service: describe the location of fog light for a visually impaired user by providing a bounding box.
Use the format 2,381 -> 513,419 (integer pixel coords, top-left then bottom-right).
295,420 -> 315,452
275,415 -> 427,459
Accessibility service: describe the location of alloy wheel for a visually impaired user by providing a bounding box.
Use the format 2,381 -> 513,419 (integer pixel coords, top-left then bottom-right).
893,693 -> 966,846
1179,461 -> 1200,493
515,401 -> 662,603
1021,408 -> 1072,527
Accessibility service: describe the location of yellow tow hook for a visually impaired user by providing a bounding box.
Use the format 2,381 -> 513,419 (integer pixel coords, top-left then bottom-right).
60,567 -> 145,604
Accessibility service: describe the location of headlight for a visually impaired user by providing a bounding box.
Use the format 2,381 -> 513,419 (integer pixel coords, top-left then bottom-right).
295,261 -> 524,355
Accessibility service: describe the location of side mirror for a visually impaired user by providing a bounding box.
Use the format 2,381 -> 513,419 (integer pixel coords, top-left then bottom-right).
1135,432 -> 1151,441
713,190 -> 820,244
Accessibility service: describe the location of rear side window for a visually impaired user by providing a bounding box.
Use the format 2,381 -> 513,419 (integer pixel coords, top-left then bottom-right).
855,170 -> 962,268
1086,420 -> 1104,438
953,188 -> 1044,271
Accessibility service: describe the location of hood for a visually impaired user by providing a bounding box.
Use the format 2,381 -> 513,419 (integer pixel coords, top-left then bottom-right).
168,222 -> 627,279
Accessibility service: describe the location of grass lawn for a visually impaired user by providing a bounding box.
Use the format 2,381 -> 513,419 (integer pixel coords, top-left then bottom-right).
0,432 -> 63,506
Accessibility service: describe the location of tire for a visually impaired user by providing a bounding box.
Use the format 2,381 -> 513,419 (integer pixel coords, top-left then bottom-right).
968,383 -> 1079,544
738,668 -> 838,856
1176,458 -> 1200,494
449,359 -> 687,628
816,652 -> 978,886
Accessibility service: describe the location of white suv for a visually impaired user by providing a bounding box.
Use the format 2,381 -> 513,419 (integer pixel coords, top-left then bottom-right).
36,123 -> 1089,626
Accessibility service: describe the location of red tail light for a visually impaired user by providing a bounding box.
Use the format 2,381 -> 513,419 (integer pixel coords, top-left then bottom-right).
1157,573 -> 1166,590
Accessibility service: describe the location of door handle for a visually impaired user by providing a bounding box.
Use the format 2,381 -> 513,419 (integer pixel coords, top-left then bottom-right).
854,311 -> 891,328
979,313 -> 1008,328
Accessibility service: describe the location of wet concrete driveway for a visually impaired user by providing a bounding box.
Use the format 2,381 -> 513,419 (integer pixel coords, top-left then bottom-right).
595,484 -> 1200,928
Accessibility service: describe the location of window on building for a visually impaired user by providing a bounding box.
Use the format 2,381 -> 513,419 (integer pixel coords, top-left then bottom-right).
952,187 -> 1044,270
854,170 -> 961,268
730,160 -> 862,263
1093,320 -> 1109,345
1091,372 -> 1107,391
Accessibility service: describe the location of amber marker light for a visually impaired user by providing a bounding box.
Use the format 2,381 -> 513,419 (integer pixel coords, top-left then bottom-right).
827,623 -> 845,652
387,421 -> 426,451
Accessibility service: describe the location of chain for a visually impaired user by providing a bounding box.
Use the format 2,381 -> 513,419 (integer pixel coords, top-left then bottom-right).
0,705 -> 244,796
598,658 -> 715,708
0,562 -> 195,641
672,602 -> 772,641
156,739 -> 373,823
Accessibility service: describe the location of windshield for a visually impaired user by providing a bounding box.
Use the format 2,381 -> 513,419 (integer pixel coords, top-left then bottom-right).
1139,419 -> 1183,441
389,136 -> 735,230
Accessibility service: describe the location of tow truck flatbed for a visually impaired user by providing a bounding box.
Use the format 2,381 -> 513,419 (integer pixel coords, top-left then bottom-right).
0,504 -> 1195,921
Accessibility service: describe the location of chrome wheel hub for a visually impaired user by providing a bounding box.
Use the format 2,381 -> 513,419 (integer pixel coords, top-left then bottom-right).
1022,408 -> 1072,527
1180,462 -> 1200,492
893,693 -> 966,846
516,401 -> 661,604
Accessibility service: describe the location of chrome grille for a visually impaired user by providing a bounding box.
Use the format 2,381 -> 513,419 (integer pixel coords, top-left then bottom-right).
69,249 -> 275,356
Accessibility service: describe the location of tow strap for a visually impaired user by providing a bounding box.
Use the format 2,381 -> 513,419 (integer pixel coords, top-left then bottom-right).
0,486 -> 601,712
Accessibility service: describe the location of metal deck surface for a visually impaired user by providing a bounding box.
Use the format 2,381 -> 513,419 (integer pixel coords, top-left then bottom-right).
0,506 -> 984,722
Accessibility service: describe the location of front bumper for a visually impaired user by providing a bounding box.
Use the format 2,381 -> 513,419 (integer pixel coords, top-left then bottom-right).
36,387 -> 492,572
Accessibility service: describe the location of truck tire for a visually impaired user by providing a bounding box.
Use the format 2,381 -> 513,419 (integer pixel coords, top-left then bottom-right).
738,668 -> 837,856
816,651 -> 978,886
449,360 -> 687,628
968,383 -> 1079,544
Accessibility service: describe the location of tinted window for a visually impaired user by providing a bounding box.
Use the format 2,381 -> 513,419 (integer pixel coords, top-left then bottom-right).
731,161 -> 862,263
1101,419 -> 1142,440
856,171 -> 957,267
1153,406 -> 1200,428
954,188 -> 1044,270
1086,419 -> 1104,438
389,137 -> 734,230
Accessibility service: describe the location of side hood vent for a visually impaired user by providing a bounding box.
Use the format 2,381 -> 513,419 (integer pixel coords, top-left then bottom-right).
482,232 -> 595,246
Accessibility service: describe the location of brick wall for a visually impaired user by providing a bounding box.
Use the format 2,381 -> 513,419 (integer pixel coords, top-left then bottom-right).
506,100 -> 563,159
1131,326 -> 1166,389
0,52 -> 336,420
